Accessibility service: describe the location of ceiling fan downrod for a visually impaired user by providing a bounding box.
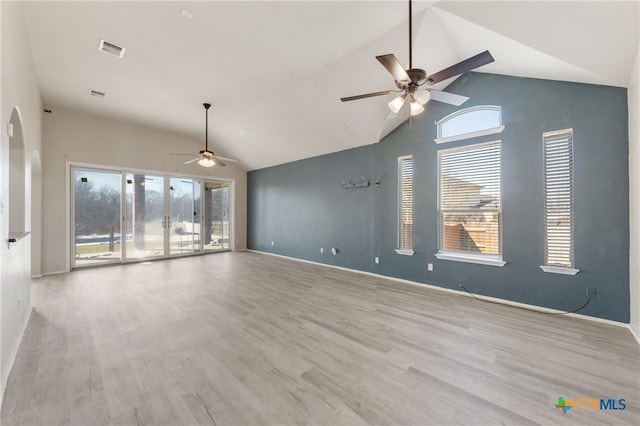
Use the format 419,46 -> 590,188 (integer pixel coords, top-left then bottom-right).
203,102 -> 211,152
409,0 -> 412,69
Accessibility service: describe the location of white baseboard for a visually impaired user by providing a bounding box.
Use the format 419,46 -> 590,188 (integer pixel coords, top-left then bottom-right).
1,307 -> 33,407
247,250 -> 631,331
42,270 -> 68,277
30,274 -> 43,279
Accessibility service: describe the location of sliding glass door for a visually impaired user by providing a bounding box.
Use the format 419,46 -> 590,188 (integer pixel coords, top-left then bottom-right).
204,182 -> 230,252
71,165 -> 232,268
124,173 -> 165,260
73,169 -> 122,267
169,178 -> 201,256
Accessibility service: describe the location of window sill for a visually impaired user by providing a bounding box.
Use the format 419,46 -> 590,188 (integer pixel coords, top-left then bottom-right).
434,251 -> 506,267
395,249 -> 415,256
540,265 -> 579,275
434,126 -> 505,144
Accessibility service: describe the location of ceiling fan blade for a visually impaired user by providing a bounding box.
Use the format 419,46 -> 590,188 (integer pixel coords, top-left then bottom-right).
214,158 -> 227,167
427,89 -> 469,106
215,156 -> 239,163
184,157 -> 200,164
376,54 -> 411,84
425,50 -> 494,85
341,90 -> 396,102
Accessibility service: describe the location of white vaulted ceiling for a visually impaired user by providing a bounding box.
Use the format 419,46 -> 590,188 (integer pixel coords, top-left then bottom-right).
20,1 -> 640,171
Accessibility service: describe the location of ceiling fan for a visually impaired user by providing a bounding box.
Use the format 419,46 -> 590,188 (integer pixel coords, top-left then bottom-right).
174,103 -> 239,168
340,0 -> 494,119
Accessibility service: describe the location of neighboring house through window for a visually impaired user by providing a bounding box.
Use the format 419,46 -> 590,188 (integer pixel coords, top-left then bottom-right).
434,106 -> 505,267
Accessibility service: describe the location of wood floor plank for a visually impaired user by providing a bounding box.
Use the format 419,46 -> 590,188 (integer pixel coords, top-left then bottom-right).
2,251 -> 639,425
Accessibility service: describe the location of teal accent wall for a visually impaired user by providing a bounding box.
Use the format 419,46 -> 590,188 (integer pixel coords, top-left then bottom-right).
248,72 -> 630,322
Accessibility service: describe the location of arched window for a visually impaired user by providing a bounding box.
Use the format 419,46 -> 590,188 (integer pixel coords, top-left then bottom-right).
434,105 -> 505,267
435,105 -> 504,144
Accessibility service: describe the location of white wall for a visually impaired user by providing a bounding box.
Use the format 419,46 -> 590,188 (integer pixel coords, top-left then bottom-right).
31,150 -> 42,277
629,45 -> 640,341
1,1 -> 42,399
41,106 -> 247,274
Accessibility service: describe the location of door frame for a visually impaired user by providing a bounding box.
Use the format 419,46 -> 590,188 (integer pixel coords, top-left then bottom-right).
66,160 -> 235,271
166,176 -> 202,258
70,166 -> 124,268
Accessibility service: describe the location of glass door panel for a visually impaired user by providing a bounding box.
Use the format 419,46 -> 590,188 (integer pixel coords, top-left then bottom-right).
169,178 -> 201,255
124,174 -> 165,259
73,169 -> 122,267
204,182 -> 230,252
72,167 -> 225,268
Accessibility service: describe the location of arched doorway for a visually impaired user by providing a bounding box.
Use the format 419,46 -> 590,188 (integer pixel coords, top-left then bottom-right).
8,107 -> 26,236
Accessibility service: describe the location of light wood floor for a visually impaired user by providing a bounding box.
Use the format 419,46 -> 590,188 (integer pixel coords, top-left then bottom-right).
2,252 -> 639,425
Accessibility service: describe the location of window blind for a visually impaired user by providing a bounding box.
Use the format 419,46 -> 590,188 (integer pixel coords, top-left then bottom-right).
543,129 -> 574,268
398,155 -> 413,250
438,141 -> 501,256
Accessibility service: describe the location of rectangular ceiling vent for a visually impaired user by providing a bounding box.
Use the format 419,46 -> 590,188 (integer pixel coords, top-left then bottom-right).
98,39 -> 126,58
89,89 -> 106,98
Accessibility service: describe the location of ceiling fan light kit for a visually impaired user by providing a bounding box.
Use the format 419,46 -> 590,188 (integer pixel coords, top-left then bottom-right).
340,0 -> 494,122
414,90 -> 431,105
409,98 -> 424,116
388,95 -> 406,114
174,102 -> 240,168
197,157 -> 216,168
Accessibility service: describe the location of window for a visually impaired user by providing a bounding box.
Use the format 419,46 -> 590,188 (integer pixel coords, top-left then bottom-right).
436,141 -> 504,266
396,155 -> 414,255
541,129 -> 578,275
435,105 -> 504,144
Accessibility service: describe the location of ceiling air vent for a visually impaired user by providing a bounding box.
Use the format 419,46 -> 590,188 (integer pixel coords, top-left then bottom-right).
89,89 -> 106,98
98,39 -> 126,58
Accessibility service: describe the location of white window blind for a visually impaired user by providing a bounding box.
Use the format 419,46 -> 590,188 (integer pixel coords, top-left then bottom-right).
543,129 -> 574,268
398,155 -> 413,250
438,141 -> 501,257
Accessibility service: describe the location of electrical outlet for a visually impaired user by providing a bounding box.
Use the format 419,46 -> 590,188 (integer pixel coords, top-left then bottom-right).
320,247 -> 323,254
331,248 -> 338,255
586,287 -> 597,297
427,263 -> 434,272
271,241 -> 274,246
374,256 -> 380,264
